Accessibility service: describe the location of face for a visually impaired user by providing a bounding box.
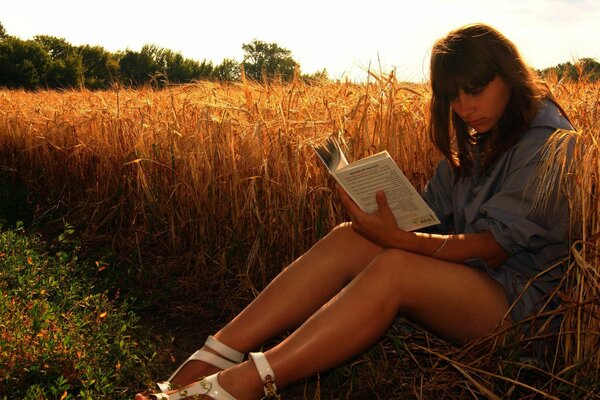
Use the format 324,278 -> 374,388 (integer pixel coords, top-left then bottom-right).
450,75 -> 512,133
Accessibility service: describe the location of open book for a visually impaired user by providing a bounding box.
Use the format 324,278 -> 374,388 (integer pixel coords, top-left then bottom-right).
313,135 -> 440,231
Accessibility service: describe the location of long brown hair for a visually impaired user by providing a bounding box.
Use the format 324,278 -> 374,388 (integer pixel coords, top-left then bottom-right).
428,23 -> 555,176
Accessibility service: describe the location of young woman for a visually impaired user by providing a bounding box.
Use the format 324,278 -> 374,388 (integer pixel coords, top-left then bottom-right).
136,23 -> 574,400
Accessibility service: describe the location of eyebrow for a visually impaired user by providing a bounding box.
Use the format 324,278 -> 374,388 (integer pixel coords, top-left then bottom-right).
464,84 -> 487,94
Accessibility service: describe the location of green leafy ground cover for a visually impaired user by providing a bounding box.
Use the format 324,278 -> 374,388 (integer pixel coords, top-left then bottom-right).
0,223 -> 164,399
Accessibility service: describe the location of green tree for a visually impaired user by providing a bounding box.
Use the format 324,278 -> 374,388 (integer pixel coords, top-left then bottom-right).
242,39 -> 298,82
45,53 -> 83,88
34,35 -> 83,88
118,44 -> 214,86
302,68 -> 329,83
195,59 -> 216,81
159,48 -> 214,84
539,58 -> 600,82
0,37 -> 50,89
34,35 -> 72,61
118,46 -> 158,86
0,22 -> 7,40
78,44 -> 119,89
214,58 -> 241,81
574,58 -> 599,81
164,52 -> 192,83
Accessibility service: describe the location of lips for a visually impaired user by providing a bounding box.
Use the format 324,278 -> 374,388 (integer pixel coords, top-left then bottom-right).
467,118 -> 486,127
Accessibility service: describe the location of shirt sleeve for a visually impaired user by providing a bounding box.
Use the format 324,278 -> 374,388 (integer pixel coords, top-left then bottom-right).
474,128 -> 572,256
420,160 -> 455,233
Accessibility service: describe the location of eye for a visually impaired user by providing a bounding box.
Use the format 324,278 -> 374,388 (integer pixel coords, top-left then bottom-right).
466,85 -> 487,97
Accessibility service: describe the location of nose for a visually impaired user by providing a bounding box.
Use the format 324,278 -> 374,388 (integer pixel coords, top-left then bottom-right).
451,92 -> 476,120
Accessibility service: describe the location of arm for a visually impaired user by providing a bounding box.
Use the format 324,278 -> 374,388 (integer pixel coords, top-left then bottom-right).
339,187 -> 509,269
401,230 -> 509,269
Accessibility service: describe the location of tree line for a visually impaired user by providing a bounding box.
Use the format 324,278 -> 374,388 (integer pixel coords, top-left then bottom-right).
538,57 -> 600,83
1,21 -> 597,90
0,22 -> 327,90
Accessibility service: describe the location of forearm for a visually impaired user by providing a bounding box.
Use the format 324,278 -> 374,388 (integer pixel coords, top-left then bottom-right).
388,230 -> 509,269
338,187 -> 509,268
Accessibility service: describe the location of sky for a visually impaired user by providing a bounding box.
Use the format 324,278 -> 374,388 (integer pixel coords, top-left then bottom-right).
2,0 -> 599,82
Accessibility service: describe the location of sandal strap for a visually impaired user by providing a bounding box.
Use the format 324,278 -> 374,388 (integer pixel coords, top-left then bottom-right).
158,350 -> 238,392
205,335 -> 244,363
162,350 -> 229,387
150,373 -> 237,400
249,352 -> 279,399
157,336 -> 243,393
189,349 -> 238,370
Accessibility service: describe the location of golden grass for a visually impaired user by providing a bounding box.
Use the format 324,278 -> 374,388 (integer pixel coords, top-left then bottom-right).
0,75 -> 598,397
0,76 -> 438,291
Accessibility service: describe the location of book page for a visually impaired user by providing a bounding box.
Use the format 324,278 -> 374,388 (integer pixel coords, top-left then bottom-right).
334,153 -> 439,231
313,136 -> 348,172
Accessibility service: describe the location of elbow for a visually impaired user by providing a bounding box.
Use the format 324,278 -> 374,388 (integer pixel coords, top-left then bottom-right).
479,231 -> 510,270
485,257 -> 504,270
484,249 -> 510,270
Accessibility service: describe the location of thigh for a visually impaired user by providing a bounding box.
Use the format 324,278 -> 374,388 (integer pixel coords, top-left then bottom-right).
297,222 -> 386,282
372,250 -> 511,343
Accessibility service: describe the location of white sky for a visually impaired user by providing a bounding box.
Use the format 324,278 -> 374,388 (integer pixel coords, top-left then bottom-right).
2,0 -> 599,82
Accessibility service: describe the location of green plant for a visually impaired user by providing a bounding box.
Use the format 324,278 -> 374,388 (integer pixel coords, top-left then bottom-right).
0,223 -> 165,399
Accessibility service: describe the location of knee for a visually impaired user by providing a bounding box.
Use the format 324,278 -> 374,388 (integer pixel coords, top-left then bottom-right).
313,222 -> 384,279
372,249 -> 419,270
329,221 -> 353,235
325,222 -> 363,244
365,249 -> 423,303
325,222 -> 388,253
369,249 -> 411,273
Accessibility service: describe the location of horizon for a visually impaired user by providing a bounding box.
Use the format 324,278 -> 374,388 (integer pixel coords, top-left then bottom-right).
3,0 -> 599,82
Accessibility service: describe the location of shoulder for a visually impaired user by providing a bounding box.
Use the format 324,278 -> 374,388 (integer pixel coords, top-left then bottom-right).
514,100 -> 574,152
432,158 -> 456,184
520,100 -> 573,144
529,99 -> 573,132
422,159 -> 455,199
505,101 -> 574,170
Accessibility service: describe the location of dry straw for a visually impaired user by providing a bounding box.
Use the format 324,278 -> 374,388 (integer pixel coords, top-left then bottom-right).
0,73 -> 598,397
0,74 -> 437,293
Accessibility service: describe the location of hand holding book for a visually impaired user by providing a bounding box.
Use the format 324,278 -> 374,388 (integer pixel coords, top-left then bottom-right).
337,185 -> 415,247
313,135 -> 440,231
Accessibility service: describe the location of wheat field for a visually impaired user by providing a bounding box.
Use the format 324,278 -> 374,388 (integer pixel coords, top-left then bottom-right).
0,74 -> 598,397
0,74 -> 441,291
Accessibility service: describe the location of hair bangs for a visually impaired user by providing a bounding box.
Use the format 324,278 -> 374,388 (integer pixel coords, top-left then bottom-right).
431,40 -> 497,100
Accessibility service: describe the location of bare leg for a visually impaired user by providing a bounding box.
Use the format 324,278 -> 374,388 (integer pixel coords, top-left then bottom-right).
215,223 -> 386,348
215,248 -> 510,399
142,224 -> 385,391
136,228 -> 510,400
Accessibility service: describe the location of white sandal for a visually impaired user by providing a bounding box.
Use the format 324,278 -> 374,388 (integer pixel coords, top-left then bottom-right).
148,351 -> 280,400
149,373 -> 236,400
249,352 -> 280,399
156,335 -> 244,393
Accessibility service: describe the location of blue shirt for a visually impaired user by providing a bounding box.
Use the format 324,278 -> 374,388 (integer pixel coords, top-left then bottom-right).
421,100 -> 575,323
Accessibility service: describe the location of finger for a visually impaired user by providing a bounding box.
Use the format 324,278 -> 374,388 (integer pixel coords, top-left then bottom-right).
376,190 -> 391,213
337,186 -> 361,215
376,190 -> 387,207
376,190 -> 397,221
338,187 -> 369,230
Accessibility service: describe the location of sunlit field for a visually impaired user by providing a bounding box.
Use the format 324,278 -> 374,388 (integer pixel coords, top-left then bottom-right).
0,75 -> 441,292
0,75 -> 598,398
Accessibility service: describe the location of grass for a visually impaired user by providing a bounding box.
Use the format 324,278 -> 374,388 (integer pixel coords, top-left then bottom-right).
0,76 -> 438,302
0,222 -> 166,399
0,74 -> 598,398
